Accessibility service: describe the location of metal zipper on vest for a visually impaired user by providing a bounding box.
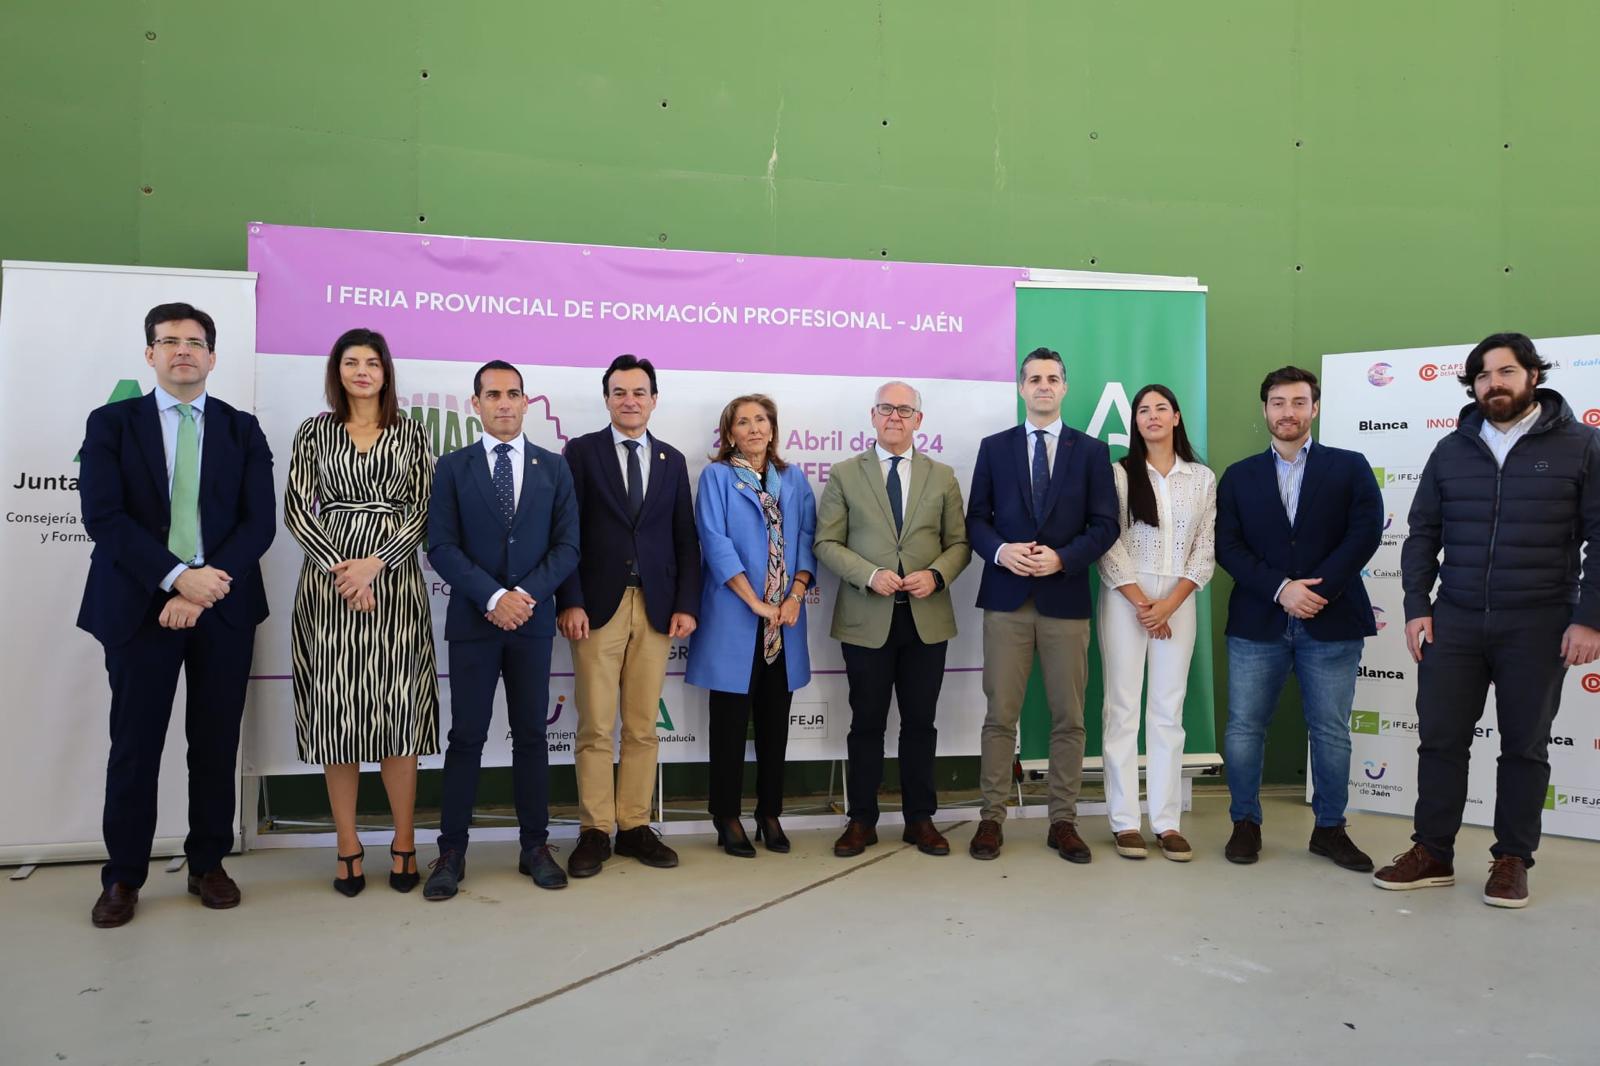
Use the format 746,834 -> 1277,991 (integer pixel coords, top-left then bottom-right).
1485,465 -> 1502,613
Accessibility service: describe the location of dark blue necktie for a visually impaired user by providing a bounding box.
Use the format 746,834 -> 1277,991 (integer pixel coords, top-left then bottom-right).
1031,429 -> 1049,520
624,439 -> 643,521
886,455 -> 905,535
493,442 -> 515,525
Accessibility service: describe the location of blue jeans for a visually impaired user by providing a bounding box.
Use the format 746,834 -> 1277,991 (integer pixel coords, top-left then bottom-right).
1225,622 -> 1363,827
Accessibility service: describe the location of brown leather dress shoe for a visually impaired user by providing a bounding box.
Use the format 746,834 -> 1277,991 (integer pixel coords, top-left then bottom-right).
833,820 -> 878,857
187,866 -> 241,909
969,819 -> 1003,860
568,828 -> 612,878
901,818 -> 950,856
1048,821 -> 1092,863
1155,831 -> 1194,862
1113,830 -> 1149,859
1483,855 -> 1530,909
91,883 -> 139,928
615,825 -> 679,868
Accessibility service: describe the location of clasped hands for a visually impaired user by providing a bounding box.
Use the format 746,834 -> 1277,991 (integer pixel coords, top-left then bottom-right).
868,569 -> 939,599
160,565 -> 232,629
331,556 -> 385,612
1279,577 -> 1327,620
1124,587 -> 1175,640
997,542 -> 1063,578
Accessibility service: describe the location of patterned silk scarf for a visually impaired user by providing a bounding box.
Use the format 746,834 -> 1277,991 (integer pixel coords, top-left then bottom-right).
730,456 -> 787,664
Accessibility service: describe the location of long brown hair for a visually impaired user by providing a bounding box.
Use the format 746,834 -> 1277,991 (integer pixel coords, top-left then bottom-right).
324,328 -> 400,427
712,393 -> 787,472
1120,383 -> 1199,528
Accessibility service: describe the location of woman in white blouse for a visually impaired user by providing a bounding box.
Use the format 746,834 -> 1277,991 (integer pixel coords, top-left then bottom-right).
1097,384 -> 1216,862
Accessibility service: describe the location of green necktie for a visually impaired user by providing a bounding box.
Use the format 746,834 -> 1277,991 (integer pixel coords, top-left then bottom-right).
168,403 -> 200,562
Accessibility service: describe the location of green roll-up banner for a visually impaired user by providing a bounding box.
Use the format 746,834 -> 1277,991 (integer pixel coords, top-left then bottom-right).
1013,283 -> 1214,762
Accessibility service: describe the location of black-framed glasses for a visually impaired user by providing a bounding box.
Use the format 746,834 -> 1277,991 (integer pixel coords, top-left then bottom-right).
873,403 -> 918,418
153,337 -> 210,353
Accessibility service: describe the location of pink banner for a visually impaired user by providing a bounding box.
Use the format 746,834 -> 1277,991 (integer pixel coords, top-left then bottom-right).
248,224 -> 1023,381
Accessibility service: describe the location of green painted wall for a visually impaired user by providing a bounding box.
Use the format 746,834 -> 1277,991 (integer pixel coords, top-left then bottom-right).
5,2 -> 1599,791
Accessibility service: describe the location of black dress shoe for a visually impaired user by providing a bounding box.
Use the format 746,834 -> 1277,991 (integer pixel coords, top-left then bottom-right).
422,851 -> 465,901
754,816 -> 790,853
1309,825 -> 1374,872
1225,820 -> 1262,864
389,846 -> 419,893
91,883 -> 139,928
518,844 -> 569,889
714,817 -> 757,858
568,828 -> 612,879
334,846 -> 365,898
615,824 -> 680,868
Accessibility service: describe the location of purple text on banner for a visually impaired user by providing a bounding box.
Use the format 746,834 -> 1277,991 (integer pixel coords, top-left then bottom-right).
249,224 -> 1025,382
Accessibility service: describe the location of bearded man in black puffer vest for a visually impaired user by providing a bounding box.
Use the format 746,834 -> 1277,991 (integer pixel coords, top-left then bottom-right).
1376,332 -> 1600,909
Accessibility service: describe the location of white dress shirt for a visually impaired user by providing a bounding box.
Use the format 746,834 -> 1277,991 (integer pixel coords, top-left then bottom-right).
1271,439 -> 1311,603
1098,457 -> 1217,591
1479,402 -> 1541,468
156,386 -> 206,590
995,418 -> 1063,565
867,443 -> 914,591
612,424 -> 652,495
481,433 -> 529,610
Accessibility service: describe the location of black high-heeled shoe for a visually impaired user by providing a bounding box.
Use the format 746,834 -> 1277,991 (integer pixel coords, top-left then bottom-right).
714,817 -> 757,858
389,845 -> 419,893
753,816 -> 790,853
334,846 -> 366,897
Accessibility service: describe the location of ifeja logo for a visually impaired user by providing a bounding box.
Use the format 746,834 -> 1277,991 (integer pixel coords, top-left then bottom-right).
1545,784 -> 1600,815
1351,710 -> 1418,736
400,390 -> 569,458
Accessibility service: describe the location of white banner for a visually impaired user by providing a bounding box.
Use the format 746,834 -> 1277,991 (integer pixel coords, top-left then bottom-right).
1321,335 -> 1600,841
0,262 -> 256,863
243,354 -> 1005,775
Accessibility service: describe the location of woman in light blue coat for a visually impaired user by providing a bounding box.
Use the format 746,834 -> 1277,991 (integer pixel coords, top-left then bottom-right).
687,394 -> 816,858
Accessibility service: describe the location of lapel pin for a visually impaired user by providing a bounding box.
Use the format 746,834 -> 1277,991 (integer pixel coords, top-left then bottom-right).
658,452 -> 665,461
530,457 -> 539,465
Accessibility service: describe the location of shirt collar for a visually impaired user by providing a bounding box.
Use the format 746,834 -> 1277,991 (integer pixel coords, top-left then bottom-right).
1270,438 -> 1312,465
155,386 -> 207,414
1026,418 -> 1063,439
611,424 -> 649,449
1483,402 -> 1541,438
482,433 -> 524,458
1148,455 -> 1193,477
875,442 -> 914,463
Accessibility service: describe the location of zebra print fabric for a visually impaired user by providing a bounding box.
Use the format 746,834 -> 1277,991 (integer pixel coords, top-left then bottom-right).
285,414 -> 440,764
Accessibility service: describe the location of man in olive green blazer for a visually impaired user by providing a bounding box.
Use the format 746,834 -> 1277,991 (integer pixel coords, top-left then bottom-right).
814,381 -> 971,857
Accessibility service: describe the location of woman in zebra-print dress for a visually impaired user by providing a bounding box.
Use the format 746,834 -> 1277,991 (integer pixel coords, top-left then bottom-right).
285,329 -> 439,896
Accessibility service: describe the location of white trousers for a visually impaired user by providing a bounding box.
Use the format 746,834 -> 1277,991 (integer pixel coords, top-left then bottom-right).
1096,572 -> 1197,834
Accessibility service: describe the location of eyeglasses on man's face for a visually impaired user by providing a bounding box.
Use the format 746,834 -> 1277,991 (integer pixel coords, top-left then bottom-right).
153,337 -> 211,353
873,403 -> 918,419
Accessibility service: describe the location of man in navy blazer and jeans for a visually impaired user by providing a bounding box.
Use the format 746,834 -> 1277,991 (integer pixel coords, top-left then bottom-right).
967,348 -> 1119,863
557,354 -> 701,878
423,360 -> 580,899
79,303 -> 276,928
1216,366 -> 1382,870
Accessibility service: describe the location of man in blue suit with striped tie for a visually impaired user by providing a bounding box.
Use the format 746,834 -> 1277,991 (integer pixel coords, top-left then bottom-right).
966,348 -> 1120,863
424,360 -> 580,899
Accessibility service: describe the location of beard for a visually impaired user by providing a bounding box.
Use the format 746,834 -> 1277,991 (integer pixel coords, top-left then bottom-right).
1269,417 -> 1307,442
1476,380 -> 1538,424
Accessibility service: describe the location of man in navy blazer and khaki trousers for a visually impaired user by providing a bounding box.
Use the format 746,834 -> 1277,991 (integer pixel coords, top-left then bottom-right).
1215,366 -> 1382,871
78,303 -> 276,928
966,348 -> 1120,863
557,354 -> 701,878
424,360 -> 579,899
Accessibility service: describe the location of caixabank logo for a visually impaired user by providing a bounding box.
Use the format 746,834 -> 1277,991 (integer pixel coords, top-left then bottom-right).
401,390 -> 569,457
1544,784 -> 1600,816
1350,710 -> 1419,737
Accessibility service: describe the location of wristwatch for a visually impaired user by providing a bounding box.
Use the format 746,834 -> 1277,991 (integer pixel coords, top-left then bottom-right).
931,569 -> 946,592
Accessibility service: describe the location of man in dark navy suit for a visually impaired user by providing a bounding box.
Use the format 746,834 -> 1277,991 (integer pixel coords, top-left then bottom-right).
966,347 -> 1119,863
556,354 -> 700,878
78,302 -> 276,928
423,360 -> 579,899
1215,366 -> 1382,870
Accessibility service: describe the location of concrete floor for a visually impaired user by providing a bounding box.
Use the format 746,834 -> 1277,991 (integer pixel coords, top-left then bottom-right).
4,793 -> 1598,1066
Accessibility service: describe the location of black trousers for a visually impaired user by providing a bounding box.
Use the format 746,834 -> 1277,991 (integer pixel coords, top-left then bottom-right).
841,601 -> 948,825
1413,601 -> 1569,867
707,624 -> 791,820
101,600 -> 256,890
438,635 -> 552,854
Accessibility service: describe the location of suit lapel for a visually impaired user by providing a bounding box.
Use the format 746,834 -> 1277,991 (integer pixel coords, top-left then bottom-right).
1291,443 -> 1325,532
1258,449 -> 1293,532
1041,427 -> 1075,524
594,430 -> 632,520
857,449 -> 898,536
636,431 -> 669,526
512,437 -> 540,529
1010,425 -> 1034,520
133,392 -> 168,505
198,399 -> 227,536
467,439 -> 501,522
900,451 -> 934,539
